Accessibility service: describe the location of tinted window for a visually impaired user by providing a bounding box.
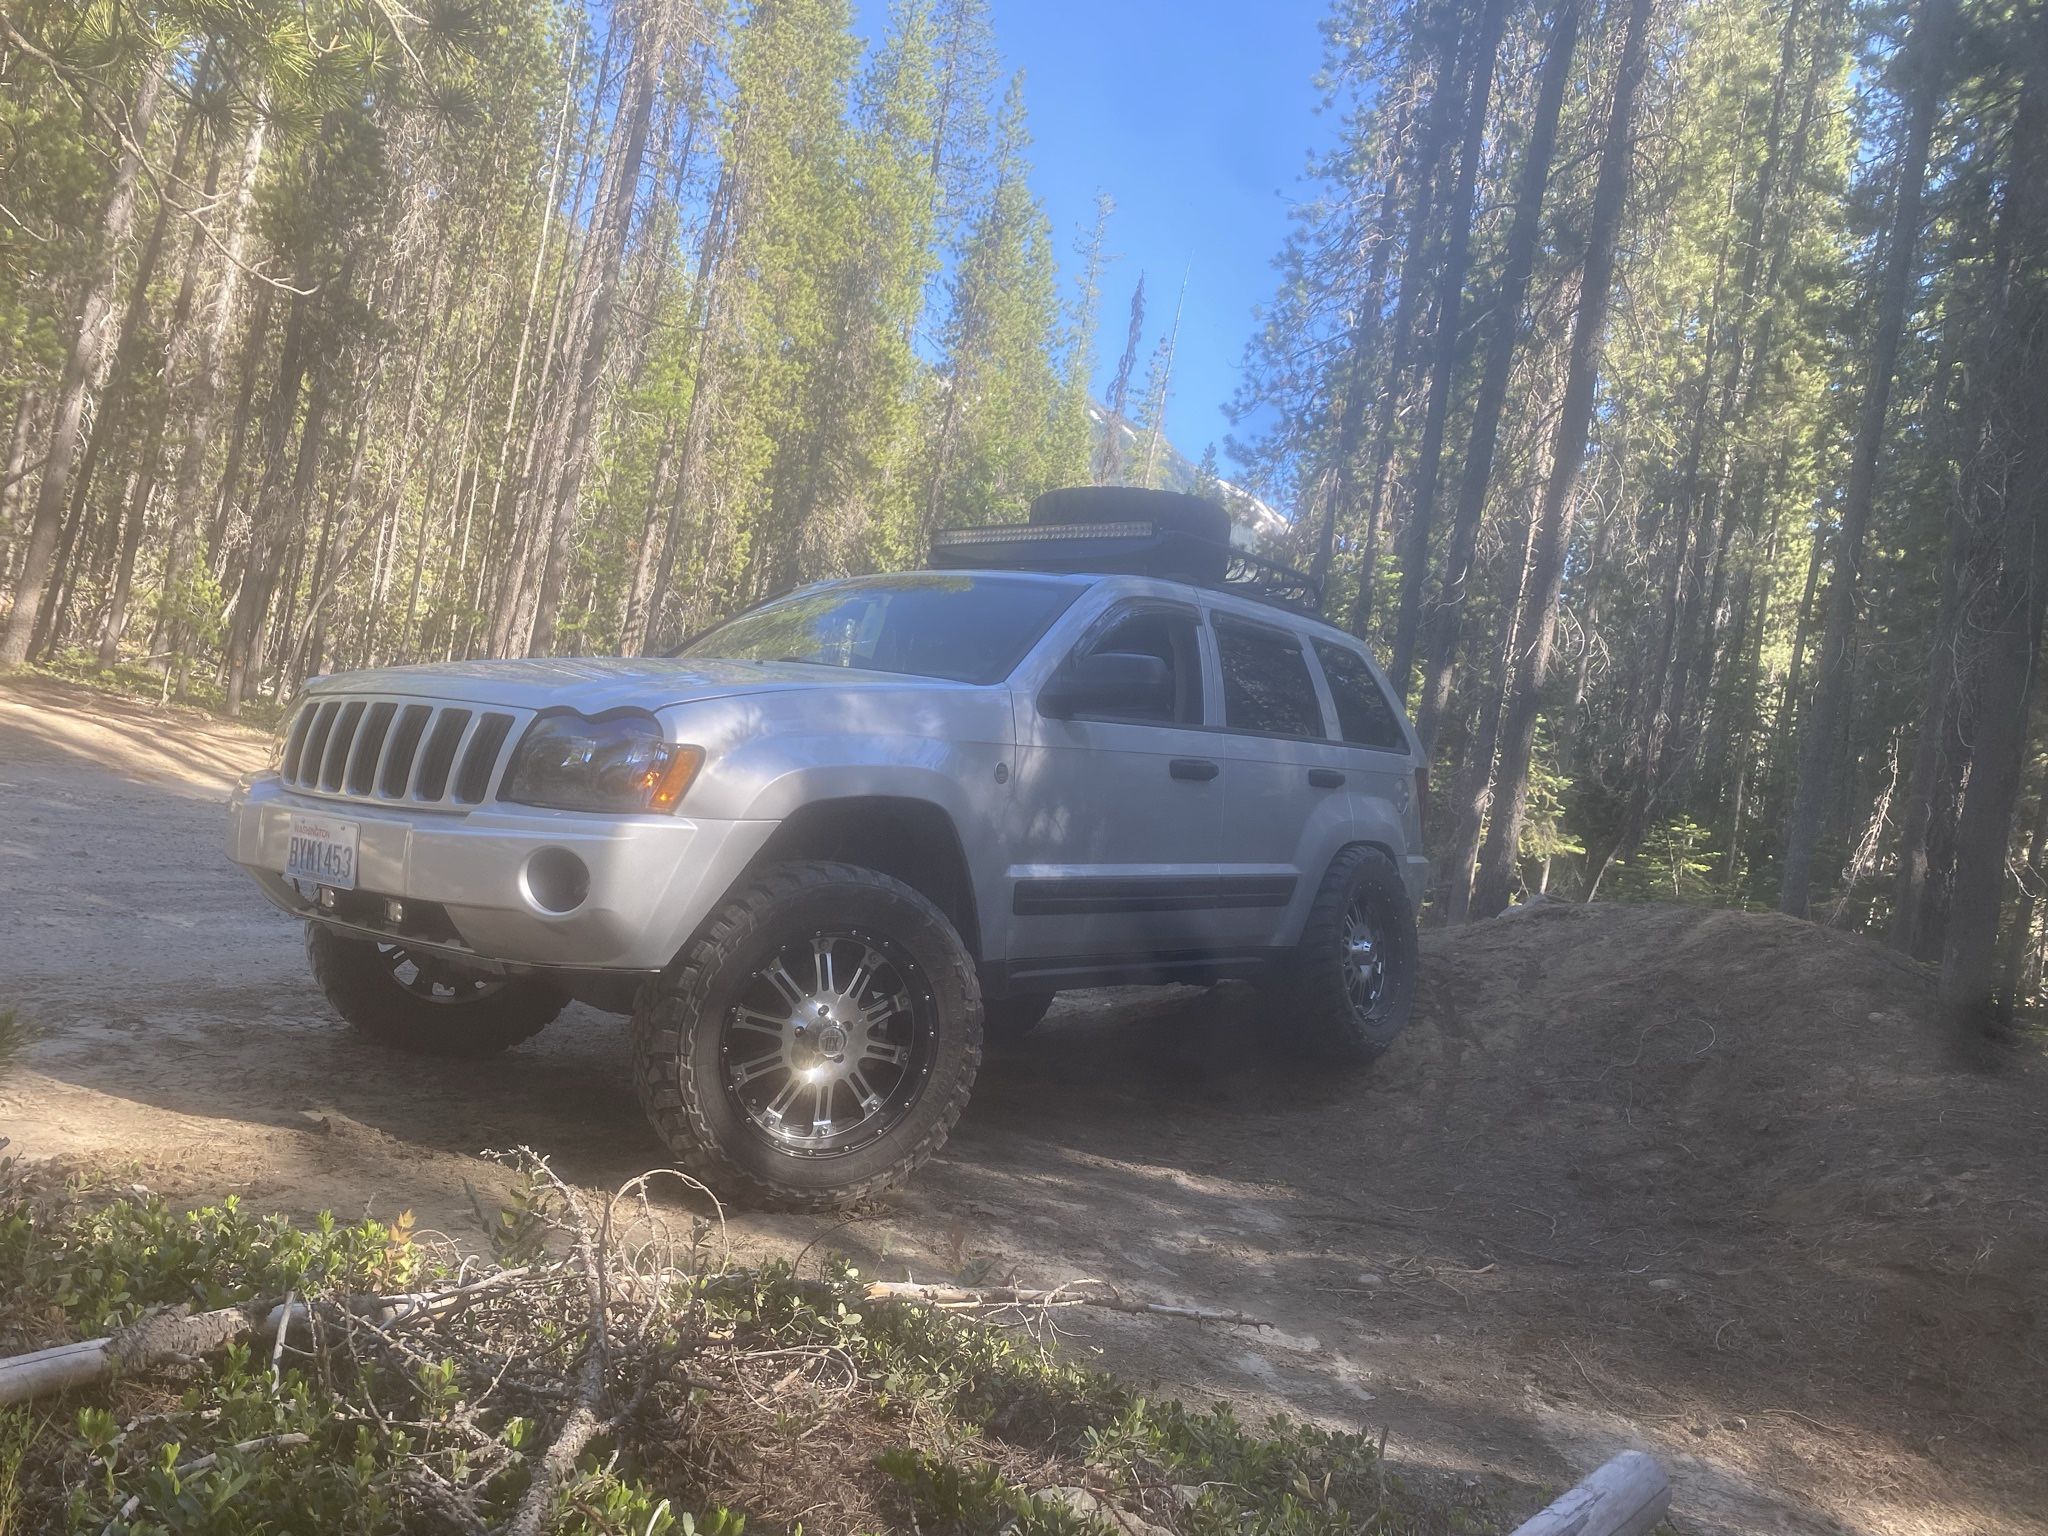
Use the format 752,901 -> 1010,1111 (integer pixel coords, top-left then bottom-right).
679,574 -> 1081,684
1076,606 -> 1204,725
1314,640 -> 1409,750
1215,617 -> 1324,738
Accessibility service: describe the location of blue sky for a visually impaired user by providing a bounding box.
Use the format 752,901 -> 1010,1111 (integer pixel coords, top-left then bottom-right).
852,0 -> 1338,485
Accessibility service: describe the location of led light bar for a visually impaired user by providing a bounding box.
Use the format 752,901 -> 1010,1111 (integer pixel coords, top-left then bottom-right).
930,520 -> 1156,547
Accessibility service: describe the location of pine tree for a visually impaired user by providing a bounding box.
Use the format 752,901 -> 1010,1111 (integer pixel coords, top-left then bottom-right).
1779,0 -> 1957,916
1470,0 -> 1659,919
0,27 -> 168,666
924,75 -> 1074,531
1094,274 -> 1146,485
1135,270 -> 1187,490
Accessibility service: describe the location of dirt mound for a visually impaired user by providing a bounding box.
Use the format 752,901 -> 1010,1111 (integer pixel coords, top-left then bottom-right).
1401,902 -> 2046,1522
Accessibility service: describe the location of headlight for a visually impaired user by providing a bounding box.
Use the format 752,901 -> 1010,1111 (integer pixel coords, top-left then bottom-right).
501,712 -> 704,813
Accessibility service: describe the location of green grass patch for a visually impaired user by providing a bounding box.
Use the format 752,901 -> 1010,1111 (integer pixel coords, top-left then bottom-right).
0,1159 -> 1492,1534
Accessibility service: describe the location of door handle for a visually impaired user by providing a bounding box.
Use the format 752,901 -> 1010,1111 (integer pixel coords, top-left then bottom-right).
1169,758 -> 1219,782
1308,769 -> 1346,789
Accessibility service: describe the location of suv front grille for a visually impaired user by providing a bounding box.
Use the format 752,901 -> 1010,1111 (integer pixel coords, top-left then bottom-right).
278,694 -> 529,810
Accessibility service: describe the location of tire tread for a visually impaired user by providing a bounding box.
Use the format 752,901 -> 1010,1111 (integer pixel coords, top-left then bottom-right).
1271,844 -> 1417,1064
631,861 -> 982,1211
306,926 -> 564,1056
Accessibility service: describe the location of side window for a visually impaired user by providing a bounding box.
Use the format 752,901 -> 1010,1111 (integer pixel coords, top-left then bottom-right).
1314,640 -> 1409,751
1073,606 -> 1205,725
1214,617 -> 1325,738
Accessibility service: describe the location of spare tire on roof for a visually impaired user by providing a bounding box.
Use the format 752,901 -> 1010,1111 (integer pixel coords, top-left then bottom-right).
1028,486 -> 1233,548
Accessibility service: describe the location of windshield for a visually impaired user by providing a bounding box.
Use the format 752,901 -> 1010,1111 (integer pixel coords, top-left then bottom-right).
678,574 -> 1084,685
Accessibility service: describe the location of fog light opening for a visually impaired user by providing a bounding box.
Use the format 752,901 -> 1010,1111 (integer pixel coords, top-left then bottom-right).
524,846 -> 591,915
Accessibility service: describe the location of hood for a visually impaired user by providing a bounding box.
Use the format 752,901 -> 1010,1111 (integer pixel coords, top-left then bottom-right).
303,656 -> 969,713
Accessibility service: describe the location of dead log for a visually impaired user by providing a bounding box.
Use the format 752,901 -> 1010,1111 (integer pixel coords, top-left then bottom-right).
1508,1451 -> 1671,1536
0,1304 -> 266,1408
0,1269 -> 533,1408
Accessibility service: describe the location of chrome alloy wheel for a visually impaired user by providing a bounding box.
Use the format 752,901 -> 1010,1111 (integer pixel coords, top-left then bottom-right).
720,931 -> 934,1157
379,942 -> 507,1004
1342,897 -> 1386,1020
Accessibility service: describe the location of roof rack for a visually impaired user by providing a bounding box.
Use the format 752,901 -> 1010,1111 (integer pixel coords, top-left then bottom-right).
928,487 -> 1324,619
1221,548 -> 1324,617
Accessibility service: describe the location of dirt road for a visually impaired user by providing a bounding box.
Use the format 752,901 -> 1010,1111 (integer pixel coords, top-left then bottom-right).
3,676 -> 2041,1536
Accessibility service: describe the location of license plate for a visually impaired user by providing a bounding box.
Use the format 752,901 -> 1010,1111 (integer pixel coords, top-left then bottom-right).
285,813 -> 360,891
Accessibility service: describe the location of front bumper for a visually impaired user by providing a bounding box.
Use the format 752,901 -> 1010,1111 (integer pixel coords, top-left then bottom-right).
226,773 -> 777,971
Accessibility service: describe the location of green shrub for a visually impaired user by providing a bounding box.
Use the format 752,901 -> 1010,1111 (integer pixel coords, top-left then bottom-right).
0,1173 -> 1482,1535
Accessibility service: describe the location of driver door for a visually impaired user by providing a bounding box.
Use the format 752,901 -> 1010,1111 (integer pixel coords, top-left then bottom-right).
1001,599 -> 1230,965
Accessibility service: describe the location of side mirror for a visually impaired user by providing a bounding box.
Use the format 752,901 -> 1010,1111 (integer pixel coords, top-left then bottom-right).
1039,650 -> 1174,722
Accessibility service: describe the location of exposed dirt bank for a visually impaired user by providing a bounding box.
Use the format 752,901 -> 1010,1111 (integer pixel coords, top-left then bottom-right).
2,675 -> 2042,1535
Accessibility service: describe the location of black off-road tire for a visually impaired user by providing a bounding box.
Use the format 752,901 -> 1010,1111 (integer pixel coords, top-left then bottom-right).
1269,844 -> 1418,1064
630,861 -> 982,1211
982,993 -> 1054,1047
305,925 -> 565,1057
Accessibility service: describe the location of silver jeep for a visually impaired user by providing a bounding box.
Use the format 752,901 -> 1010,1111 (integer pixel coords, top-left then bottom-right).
227,490 -> 1428,1207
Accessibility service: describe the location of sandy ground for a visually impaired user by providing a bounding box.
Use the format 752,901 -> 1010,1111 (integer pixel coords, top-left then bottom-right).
2,675 -> 2041,1536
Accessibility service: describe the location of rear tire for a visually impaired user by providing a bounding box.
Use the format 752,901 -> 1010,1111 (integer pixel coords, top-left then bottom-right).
631,861 -> 982,1210
305,925 -> 565,1057
1269,845 -> 1417,1063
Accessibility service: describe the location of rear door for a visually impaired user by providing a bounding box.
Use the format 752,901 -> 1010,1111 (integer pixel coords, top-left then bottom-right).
1306,634 -> 1422,862
1002,598 -> 1231,962
1202,610 -> 1356,948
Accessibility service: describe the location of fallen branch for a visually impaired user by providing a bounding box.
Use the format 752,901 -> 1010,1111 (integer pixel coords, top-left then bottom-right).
499,1162 -> 611,1536
864,1281 -> 1268,1329
173,1432 -> 313,1478
0,1268 -> 535,1408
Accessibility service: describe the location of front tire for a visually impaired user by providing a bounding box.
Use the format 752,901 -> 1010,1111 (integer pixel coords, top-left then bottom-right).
305,925 -> 565,1057
631,861 -> 982,1210
1269,845 -> 1417,1063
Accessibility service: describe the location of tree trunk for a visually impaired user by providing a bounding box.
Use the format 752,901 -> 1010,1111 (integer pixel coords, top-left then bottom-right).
1442,497 -> 1538,921
158,101 -> 270,667
644,155 -> 744,655
1470,0 -> 1657,920
524,2 -> 666,657
1411,0 -> 1580,755
33,76 -> 208,663
1387,0 -> 1511,695
1779,0 -> 1956,916
1890,479 -> 1975,953
0,49 -> 167,665
226,281 -> 329,713
475,33 -> 581,660
1939,2 -> 2048,1025
0,392 -> 39,576
1655,0 -> 1810,794
620,419 -> 680,655
1998,776 -> 2048,1010
1349,21 -> 1468,642
229,296 -> 335,720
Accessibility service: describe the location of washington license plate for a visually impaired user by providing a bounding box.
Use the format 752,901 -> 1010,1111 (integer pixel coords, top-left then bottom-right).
285,813 -> 360,891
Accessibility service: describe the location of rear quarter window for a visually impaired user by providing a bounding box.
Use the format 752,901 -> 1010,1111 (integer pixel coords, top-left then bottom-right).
1313,640 -> 1409,751
1214,616 -> 1325,738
